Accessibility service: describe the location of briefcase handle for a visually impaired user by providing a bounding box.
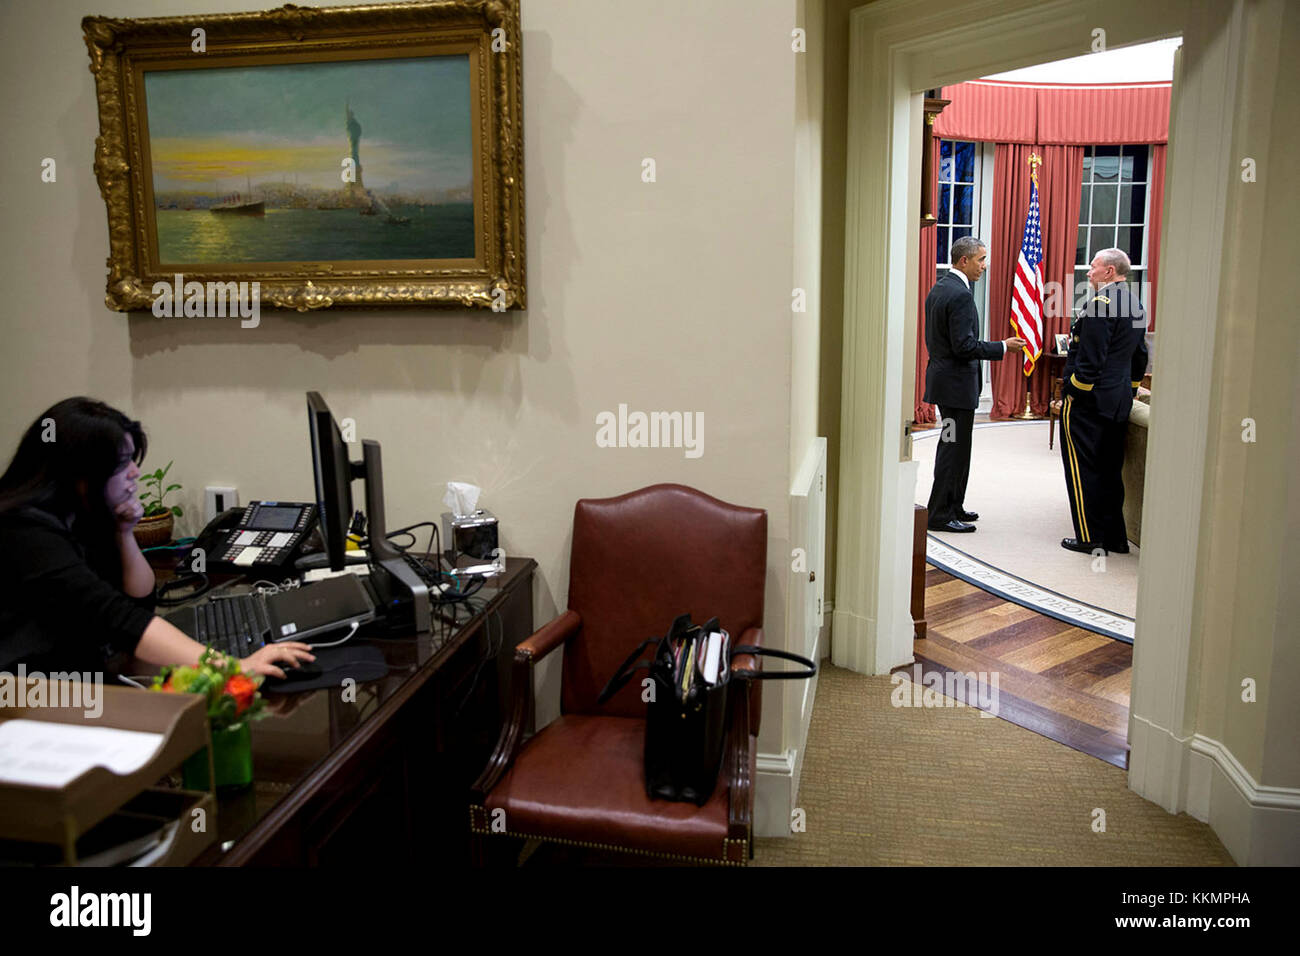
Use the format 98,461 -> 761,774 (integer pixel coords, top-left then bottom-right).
729,645 -> 818,681
596,636 -> 661,704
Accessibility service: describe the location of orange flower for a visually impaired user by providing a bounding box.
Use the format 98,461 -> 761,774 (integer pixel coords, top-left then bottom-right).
225,674 -> 257,716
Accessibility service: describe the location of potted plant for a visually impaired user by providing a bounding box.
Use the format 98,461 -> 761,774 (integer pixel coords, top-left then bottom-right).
150,648 -> 267,789
133,460 -> 183,548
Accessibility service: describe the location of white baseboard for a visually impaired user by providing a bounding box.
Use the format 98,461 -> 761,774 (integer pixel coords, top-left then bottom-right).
754,750 -> 796,838
1186,734 -> 1300,866
755,620 -> 823,838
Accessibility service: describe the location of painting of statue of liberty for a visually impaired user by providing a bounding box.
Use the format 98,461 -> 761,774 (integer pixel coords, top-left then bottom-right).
144,54 -> 475,264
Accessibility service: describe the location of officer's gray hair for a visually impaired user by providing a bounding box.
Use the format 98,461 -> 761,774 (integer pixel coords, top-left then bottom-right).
1095,247 -> 1131,277
951,236 -> 986,265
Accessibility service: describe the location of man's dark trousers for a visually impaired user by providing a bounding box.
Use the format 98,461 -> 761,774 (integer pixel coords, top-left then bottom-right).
1061,394 -> 1129,548
927,405 -> 976,524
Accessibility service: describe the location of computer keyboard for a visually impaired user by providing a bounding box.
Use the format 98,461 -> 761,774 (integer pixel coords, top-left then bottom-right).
191,594 -> 269,659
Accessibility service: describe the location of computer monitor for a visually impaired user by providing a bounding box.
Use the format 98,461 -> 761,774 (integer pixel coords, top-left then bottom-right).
307,391 -> 354,572
304,391 -> 431,632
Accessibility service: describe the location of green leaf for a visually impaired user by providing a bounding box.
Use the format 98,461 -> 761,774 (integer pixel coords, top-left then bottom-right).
165,483 -> 181,492
153,468 -> 164,480
171,505 -> 183,517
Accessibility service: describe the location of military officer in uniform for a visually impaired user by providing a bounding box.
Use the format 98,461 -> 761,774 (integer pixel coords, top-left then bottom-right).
1060,247 -> 1149,555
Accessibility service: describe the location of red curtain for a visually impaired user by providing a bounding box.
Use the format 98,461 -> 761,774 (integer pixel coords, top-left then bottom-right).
933,82 -> 1038,143
1146,143 -> 1166,331
988,143 -> 1085,419
935,81 -> 1170,145
1036,85 -> 1171,145
915,136 -> 941,426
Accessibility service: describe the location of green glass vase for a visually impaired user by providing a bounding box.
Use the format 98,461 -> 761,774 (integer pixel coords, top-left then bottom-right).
183,722 -> 253,790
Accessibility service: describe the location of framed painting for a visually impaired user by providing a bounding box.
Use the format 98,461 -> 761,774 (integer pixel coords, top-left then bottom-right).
83,0 -> 524,312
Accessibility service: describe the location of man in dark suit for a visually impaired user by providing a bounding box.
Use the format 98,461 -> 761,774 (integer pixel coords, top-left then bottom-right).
1059,247 -> 1149,555
924,236 -> 1026,533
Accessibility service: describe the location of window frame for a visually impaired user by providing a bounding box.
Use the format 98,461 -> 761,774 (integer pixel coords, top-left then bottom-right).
1074,144 -> 1152,304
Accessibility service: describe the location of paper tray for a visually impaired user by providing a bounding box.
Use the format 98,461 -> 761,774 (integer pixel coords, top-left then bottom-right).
0,680 -> 212,860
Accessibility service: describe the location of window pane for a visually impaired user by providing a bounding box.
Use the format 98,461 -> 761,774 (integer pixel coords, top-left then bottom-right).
1093,145 -> 1120,184
939,182 -> 951,224
940,139 -> 952,160
1091,225 -> 1115,255
1128,145 -> 1149,183
954,184 -> 974,225
1129,269 -> 1146,306
955,142 -> 975,182
1079,185 -> 1091,223
1076,226 -> 1088,266
1117,225 -> 1144,263
952,226 -> 972,246
1074,269 -> 1092,304
1082,152 -> 1092,184
940,147 -> 954,184
937,227 -> 949,266
1092,184 -> 1118,222
1119,183 -> 1147,224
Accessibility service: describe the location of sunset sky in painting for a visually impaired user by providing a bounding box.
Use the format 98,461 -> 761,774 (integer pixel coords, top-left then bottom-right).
144,54 -> 472,197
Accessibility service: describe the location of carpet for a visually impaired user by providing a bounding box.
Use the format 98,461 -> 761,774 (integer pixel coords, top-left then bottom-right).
913,420 -> 1138,622
753,666 -> 1233,866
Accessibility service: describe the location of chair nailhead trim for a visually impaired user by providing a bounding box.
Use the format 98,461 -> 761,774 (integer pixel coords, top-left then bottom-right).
469,808 -> 749,866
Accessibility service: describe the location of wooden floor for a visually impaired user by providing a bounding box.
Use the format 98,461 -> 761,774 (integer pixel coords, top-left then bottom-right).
908,566 -> 1132,768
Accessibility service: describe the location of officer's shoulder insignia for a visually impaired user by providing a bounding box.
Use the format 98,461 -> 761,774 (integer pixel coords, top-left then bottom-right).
1094,295 -> 1110,304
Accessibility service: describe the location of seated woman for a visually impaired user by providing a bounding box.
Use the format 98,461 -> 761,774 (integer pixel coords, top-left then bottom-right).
0,397 -> 313,679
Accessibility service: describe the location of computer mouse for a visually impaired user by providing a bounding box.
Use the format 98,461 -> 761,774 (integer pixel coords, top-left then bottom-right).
278,662 -> 324,681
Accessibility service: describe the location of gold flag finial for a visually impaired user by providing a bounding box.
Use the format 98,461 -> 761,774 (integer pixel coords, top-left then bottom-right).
1028,152 -> 1042,187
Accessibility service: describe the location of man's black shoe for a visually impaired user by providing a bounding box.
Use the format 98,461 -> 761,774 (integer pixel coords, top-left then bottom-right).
1105,542 -> 1131,554
1061,537 -> 1105,554
929,520 -> 976,533
957,510 -> 980,521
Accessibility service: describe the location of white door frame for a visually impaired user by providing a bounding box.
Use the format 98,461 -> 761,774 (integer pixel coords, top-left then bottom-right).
835,0 -> 1239,813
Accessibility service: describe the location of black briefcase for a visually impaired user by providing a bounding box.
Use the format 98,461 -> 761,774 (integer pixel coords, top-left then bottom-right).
599,613 -> 816,806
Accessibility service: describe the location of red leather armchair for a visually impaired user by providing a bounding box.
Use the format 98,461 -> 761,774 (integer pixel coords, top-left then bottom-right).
469,483 -> 766,865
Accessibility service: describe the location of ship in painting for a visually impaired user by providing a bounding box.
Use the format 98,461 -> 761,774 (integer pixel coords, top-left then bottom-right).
211,177 -> 265,215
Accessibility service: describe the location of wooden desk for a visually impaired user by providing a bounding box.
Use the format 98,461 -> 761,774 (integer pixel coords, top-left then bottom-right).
181,557 -> 536,866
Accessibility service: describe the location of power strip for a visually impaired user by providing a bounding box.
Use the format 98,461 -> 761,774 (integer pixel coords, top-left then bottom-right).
302,564 -> 371,584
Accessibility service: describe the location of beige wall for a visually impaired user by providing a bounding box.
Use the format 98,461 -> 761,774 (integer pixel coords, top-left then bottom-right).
1187,0 -> 1300,788
0,0 -> 800,753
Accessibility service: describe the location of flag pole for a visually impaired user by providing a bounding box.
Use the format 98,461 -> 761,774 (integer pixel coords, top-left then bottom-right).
1013,152 -> 1043,420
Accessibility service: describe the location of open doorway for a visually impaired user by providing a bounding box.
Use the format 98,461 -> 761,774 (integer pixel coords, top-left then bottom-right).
905,39 -> 1178,767
831,0 -> 1245,813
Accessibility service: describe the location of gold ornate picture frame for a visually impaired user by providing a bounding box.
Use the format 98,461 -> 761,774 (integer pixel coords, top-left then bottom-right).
83,0 -> 524,312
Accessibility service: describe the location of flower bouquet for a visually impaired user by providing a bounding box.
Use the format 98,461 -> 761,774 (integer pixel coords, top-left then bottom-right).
150,648 -> 265,789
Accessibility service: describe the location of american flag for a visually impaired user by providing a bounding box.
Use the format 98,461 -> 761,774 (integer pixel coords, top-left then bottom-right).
1010,178 -> 1045,376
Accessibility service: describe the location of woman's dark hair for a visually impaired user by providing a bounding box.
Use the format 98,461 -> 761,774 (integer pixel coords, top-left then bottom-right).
0,398 -> 147,582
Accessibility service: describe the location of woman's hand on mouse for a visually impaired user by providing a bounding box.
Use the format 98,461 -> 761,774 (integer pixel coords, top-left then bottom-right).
241,642 -> 316,679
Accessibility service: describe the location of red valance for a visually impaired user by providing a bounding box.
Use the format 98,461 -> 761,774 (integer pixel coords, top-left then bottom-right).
934,80 -> 1171,145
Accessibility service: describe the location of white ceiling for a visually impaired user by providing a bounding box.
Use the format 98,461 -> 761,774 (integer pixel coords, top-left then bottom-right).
983,38 -> 1182,84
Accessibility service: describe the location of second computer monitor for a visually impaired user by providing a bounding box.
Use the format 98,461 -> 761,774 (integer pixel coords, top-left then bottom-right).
307,391 -> 354,572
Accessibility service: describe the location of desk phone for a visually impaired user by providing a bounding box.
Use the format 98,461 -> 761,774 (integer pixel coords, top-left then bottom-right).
191,501 -> 318,575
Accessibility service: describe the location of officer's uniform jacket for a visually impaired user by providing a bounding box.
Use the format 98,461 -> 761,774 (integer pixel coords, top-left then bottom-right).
1062,280 -> 1149,421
